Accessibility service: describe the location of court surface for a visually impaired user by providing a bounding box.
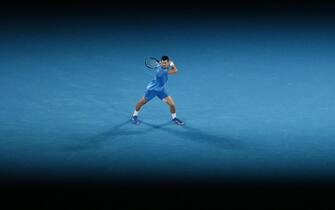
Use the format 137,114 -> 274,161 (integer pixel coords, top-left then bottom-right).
1,11 -> 335,184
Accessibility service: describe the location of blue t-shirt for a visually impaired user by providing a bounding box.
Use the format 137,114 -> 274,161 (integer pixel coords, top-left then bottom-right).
146,61 -> 175,91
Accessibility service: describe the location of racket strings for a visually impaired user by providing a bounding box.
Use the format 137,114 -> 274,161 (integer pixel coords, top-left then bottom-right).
145,57 -> 160,69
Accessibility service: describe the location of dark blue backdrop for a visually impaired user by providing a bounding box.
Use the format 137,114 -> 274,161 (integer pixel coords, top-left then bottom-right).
1,5 -> 335,186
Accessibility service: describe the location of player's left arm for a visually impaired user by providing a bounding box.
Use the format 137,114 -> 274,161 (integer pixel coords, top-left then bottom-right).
168,61 -> 178,75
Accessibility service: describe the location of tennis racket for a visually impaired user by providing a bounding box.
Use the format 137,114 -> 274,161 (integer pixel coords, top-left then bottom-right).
145,57 -> 160,69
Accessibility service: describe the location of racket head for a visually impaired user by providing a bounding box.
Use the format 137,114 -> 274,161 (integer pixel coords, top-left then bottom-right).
145,57 -> 160,69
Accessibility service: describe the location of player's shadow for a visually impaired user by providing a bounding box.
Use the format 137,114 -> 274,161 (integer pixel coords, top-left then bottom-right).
64,119 -> 172,151
141,121 -> 241,150
65,119 -> 240,151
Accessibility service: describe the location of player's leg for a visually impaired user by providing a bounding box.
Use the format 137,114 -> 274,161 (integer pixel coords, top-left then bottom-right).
163,96 -> 176,115
131,97 -> 147,125
131,90 -> 155,125
135,97 -> 148,112
163,96 -> 184,125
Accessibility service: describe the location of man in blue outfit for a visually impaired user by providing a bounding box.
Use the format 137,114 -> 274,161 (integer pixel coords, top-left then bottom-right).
131,56 -> 184,126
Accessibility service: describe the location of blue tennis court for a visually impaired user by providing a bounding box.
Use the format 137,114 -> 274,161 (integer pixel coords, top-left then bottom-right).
1,10 -> 335,185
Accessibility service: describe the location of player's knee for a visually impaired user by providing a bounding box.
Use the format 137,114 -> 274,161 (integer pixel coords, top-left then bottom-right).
169,103 -> 175,108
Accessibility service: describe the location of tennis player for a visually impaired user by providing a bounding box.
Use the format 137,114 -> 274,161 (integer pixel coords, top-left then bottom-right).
131,56 -> 184,126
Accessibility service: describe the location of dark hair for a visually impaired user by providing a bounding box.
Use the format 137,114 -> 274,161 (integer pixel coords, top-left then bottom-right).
161,56 -> 169,61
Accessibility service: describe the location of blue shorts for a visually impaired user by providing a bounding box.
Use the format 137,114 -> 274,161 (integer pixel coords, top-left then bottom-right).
144,88 -> 169,101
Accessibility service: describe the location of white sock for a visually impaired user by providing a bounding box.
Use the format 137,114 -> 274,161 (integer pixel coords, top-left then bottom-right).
171,113 -> 176,119
133,110 -> 139,116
